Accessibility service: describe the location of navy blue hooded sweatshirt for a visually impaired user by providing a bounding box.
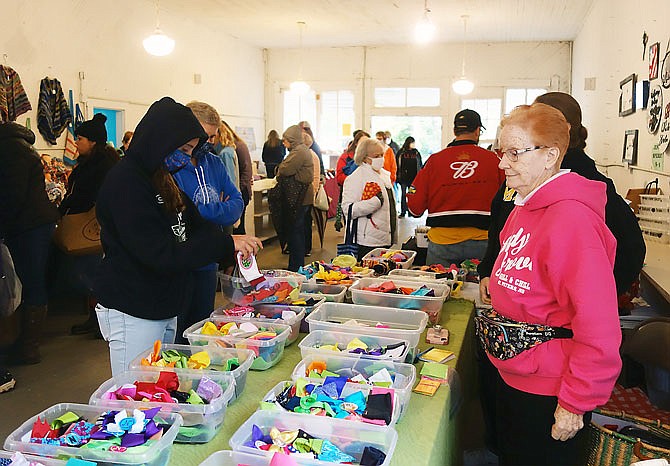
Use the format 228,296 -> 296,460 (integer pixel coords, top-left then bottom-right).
93,97 -> 235,320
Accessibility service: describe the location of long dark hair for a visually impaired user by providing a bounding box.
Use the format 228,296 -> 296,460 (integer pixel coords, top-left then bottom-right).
400,136 -> 415,153
153,167 -> 185,214
267,130 -> 281,148
346,130 -> 370,153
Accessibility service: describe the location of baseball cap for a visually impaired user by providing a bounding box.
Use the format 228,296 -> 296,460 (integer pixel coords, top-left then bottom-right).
454,109 -> 485,131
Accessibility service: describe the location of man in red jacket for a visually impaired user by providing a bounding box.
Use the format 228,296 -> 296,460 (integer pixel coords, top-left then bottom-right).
407,109 -> 504,266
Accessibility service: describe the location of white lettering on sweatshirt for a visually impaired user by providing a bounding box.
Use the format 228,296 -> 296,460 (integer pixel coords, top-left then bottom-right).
494,227 -> 533,293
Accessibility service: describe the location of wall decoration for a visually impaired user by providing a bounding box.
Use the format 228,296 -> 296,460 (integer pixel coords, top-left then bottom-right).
636,80 -> 650,109
650,42 -> 660,80
652,144 -> 664,171
622,129 -> 638,165
662,50 -> 670,89
235,126 -> 257,151
619,74 -> 636,116
648,84 -> 663,133
659,101 -> 670,153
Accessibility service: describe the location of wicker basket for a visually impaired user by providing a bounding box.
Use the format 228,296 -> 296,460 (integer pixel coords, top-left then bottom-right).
588,409 -> 670,466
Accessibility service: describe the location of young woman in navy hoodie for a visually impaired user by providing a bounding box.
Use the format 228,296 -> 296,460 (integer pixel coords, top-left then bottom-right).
93,97 -> 261,376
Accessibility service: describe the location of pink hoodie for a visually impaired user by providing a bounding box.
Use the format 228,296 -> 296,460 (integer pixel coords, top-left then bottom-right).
489,171 -> 622,415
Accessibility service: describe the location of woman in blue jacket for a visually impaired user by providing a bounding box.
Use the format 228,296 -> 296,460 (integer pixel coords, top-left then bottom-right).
94,97 -> 260,375
172,101 -> 244,342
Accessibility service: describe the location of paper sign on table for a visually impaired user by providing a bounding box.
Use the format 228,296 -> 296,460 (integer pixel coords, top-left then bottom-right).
413,377 -> 441,396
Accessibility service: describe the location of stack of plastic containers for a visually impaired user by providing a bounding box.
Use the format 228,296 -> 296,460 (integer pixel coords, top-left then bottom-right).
298,330 -> 410,363
128,344 -> 255,400
89,369 -> 235,443
184,317 -> 291,370
349,277 -> 450,324
3,403 -> 182,465
305,302 -> 428,357
229,411 -> 397,466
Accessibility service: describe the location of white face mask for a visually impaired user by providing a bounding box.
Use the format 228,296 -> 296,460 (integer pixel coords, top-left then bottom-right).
370,157 -> 384,171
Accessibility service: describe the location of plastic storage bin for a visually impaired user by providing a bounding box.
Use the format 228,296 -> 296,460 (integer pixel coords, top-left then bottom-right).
299,282 -> 347,303
305,302 -> 428,350
3,403 -> 182,466
361,248 -> 417,269
217,272 -> 305,306
0,450 -> 66,465
388,268 -> 451,281
262,379 -> 402,426
210,306 -> 305,346
184,317 -> 291,371
128,344 -> 255,401
292,354 -> 416,419
199,450 -> 273,466
229,411 -> 397,466
349,277 -> 450,324
90,369 -> 235,444
298,330 -> 410,363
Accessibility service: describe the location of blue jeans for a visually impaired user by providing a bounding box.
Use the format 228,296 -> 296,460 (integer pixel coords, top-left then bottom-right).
426,239 -> 488,268
96,304 -> 177,376
4,223 -> 55,306
175,269 -> 217,344
288,205 -> 310,272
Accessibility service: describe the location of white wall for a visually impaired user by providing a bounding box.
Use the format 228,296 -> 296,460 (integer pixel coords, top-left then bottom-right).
3,0 -> 265,157
265,41 -> 572,148
572,0 -> 670,195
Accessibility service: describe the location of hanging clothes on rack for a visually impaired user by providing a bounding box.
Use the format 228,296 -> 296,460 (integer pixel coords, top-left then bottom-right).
37,77 -> 71,145
0,64 -> 32,123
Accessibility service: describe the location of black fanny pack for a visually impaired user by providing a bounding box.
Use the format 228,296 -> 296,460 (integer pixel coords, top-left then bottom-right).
475,309 -> 573,360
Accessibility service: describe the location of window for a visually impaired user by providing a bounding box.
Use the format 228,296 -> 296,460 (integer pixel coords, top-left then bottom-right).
504,88 -> 547,114
92,107 -> 123,147
370,116 -> 442,158
374,87 -> 440,107
460,98 -> 502,143
319,90 -> 355,161
282,90 -> 316,133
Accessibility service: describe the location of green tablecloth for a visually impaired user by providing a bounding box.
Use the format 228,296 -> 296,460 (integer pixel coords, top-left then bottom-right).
169,297 -> 476,466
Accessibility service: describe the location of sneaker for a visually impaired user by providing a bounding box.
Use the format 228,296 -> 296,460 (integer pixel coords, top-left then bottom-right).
398,213 -> 406,218
0,368 -> 16,393
305,251 -> 312,257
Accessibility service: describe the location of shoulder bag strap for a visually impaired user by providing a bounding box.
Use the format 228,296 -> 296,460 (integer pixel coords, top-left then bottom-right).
345,203 -> 358,244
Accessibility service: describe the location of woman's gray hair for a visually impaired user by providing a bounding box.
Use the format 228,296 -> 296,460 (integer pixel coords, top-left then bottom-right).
354,137 -> 383,165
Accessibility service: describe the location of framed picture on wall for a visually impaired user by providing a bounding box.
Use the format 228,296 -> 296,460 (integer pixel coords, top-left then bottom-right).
619,74 -> 637,116
622,129 -> 639,164
650,42 -> 660,80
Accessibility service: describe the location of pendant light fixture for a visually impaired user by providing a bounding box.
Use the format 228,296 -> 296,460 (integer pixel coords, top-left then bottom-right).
289,21 -> 311,95
143,0 -> 175,57
452,15 -> 474,95
414,0 -> 436,44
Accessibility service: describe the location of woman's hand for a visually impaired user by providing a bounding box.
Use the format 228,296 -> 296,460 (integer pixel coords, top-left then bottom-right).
233,235 -> 263,259
479,277 -> 491,304
551,404 -> 584,441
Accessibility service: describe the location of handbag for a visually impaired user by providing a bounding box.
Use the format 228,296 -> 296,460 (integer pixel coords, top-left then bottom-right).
337,203 -> 359,258
52,206 -> 103,256
314,184 -> 329,211
0,240 -> 22,317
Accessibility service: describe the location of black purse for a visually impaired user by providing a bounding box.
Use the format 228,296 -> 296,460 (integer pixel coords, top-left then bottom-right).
337,203 -> 359,258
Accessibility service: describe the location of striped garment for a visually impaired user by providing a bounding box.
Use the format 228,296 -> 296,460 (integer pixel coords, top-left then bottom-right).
37,77 -> 72,145
0,65 -> 32,123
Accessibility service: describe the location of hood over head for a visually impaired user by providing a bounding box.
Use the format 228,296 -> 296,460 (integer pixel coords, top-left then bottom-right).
125,97 -> 207,174
0,122 -> 36,145
282,125 -> 306,149
523,171 -> 607,221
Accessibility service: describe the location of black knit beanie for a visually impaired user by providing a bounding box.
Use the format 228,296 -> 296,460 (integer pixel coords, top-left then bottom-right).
75,113 -> 108,144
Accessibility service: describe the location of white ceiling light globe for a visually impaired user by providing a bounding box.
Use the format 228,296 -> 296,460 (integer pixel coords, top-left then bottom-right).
414,16 -> 436,44
452,78 -> 475,95
143,29 -> 175,56
289,80 -> 311,95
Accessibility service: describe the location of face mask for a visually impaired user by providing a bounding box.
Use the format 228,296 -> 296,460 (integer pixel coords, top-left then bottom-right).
193,142 -> 214,160
164,149 -> 191,173
370,157 -> 384,171
409,143 -> 416,149
385,138 -> 391,145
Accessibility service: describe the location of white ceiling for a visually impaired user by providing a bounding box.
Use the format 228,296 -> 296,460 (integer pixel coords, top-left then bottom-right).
168,0 -> 595,48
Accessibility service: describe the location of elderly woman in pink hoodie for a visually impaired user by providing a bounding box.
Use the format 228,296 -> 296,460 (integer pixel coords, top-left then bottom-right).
478,102 -> 621,466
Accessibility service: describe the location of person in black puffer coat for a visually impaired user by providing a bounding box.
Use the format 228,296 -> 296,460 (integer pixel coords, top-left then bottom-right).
0,122 -> 60,365
395,136 -> 422,217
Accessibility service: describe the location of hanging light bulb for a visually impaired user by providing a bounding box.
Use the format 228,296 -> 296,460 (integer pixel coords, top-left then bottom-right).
452,15 -> 474,95
143,0 -> 175,56
414,0 -> 436,44
289,21 -> 311,95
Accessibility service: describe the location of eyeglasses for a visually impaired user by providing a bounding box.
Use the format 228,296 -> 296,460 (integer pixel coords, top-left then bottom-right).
495,145 -> 548,162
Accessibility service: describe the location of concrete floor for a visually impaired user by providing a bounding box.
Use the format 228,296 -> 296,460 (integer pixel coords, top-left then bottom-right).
0,213 -> 426,443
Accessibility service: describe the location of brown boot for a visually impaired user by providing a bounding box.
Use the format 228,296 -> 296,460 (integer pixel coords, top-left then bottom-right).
12,304 -> 47,365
